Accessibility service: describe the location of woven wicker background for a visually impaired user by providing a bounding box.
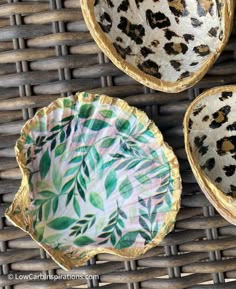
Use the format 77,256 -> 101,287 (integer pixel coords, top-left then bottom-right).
0,1 -> 236,288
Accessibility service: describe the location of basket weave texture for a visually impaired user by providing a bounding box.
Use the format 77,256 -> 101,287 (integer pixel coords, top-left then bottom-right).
0,1 -> 236,288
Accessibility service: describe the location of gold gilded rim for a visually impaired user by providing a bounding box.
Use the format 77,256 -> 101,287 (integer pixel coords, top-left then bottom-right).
80,0 -> 235,93
5,92 -> 182,270
184,85 -> 236,225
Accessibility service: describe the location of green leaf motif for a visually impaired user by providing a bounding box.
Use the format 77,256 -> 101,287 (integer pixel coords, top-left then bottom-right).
74,236 -> 95,247
55,143 -> 66,157
99,110 -> 115,118
100,137 -> 116,148
52,168 -> 62,191
47,217 -> 76,230
89,192 -> 104,211
105,170 -> 117,199
34,225 -> 44,242
61,179 -> 74,194
73,197 -> 81,217
83,119 -> 110,131
39,191 -> 55,198
39,149 -> 51,179
119,177 -> 133,199
79,104 -> 95,118
115,231 -> 139,249
115,119 -> 131,134
135,174 -> 151,184
25,134 -> 34,144
69,156 -> 83,164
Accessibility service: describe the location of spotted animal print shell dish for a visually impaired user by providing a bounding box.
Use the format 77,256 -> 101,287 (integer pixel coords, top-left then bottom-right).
80,0 -> 234,93
184,86 -> 236,225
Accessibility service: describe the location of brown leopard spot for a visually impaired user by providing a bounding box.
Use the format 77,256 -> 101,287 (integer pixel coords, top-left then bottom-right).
164,42 -> 188,55
168,0 -> 189,17
151,40 -> 160,47
202,115 -> 209,122
138,59 -> 161,78
217,136 -> 236,156
113,43 -> 132,59
146,10 -> 171,29
118,16 -> 145,44
193,45 -> 210,56
209,105 -> 231,129
141,46 -> 155,58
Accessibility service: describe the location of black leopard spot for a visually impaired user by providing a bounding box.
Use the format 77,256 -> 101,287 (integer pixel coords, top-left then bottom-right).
164,42 -> 188,55
215,177 -> 222,183
190,62 -> 199,66
117,0 -> 129,12
191,17 -> 203,27
197,0 -> 214,16
227,122 -> 236,131
113,43 -> 132,59
202,115 -> 209,122
170,60 -> 181,71
94,0 -> 99,5
194,135 -> 209,156
138,59 -> 161,78
135,0 -> 143,8
188,118 -> 193,131
193,104 -> 206,116
146,10 -> 171,29
141,46 -> 155,58
168,0 -> 189,17
201,158 -> 215,171
223,165 -> 236,177
118,17 -> 145,45
230,185 -> 236,193
183,34 -> 195,43
193,45 -> 210,56
219,91 -> 233,101
165,29 -> 179,40
116,37 -> 123,43
208,27 -> 219,37
105,0 -> 114,7
178,71 -> 190,80
217,136 -> 236,156
99,12 -> 112,33
151,40 -> 160,47
209,105 -> 231,129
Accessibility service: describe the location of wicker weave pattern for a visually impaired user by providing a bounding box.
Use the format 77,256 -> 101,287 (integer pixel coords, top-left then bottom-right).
0,1 -> 236,288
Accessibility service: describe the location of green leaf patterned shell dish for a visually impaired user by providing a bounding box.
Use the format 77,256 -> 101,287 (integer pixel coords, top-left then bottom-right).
6,92 -> 181,270
184,86 -> 236,225
81,0 -> 234,93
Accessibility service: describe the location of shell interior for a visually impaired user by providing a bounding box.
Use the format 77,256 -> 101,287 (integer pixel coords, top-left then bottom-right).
7,92 -> 181,268
188,90 -> 236,198
94,0 -> 225,83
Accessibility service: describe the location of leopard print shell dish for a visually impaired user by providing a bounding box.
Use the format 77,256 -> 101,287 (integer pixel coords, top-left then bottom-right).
184,86 -> 236,225
81,0 -> 234,93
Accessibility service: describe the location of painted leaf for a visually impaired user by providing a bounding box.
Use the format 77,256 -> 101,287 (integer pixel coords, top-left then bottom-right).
79,104 -> 95,118
115,231 -> 139,249
99,109 -> 115,118
55,143 -> 66,157
47,217 -> 76,230
105,170 -> 117,198
39,191 -> 55,198
89,192 -> 104,211
119,177 -> 133,199
64,166 -> 78,177
34,225 -> 44,242
44,201 -> 51,220
52,168 -> 62,191
61,179 -> 74,194
135,174 -> 151,184
74,236 -> 95,247
69,156 -> 83,164
39,149 -> 51,179
115,119 -> 131,134
83,119 -> 110,131
52,197 -> 59,214
73,197 -> 81,217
